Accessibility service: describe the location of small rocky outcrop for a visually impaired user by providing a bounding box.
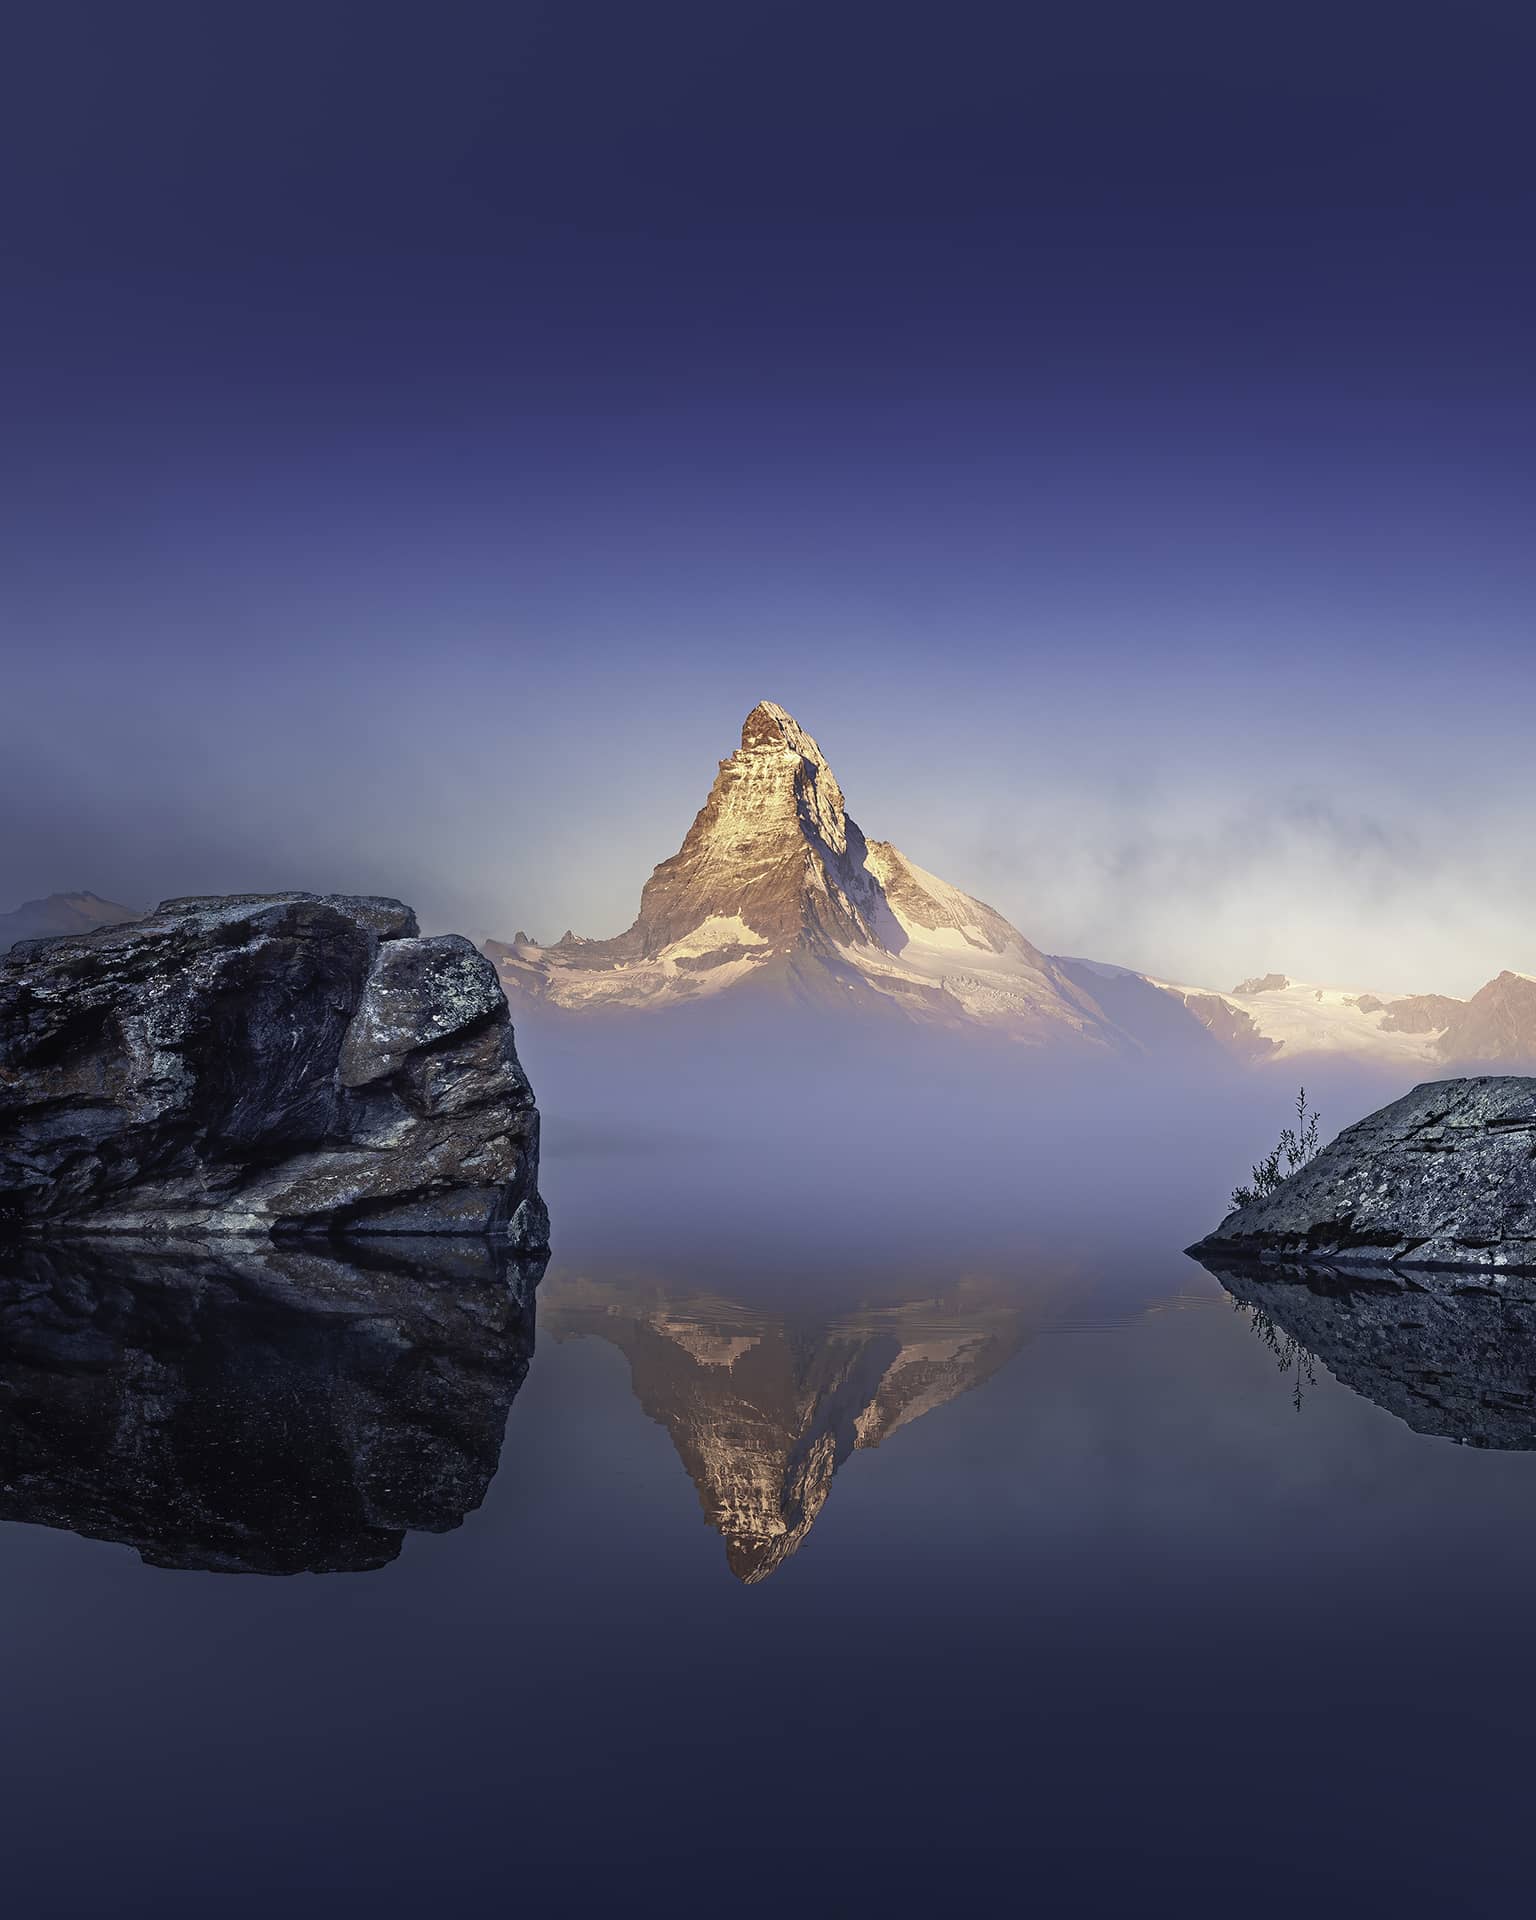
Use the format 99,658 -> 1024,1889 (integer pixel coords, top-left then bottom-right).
1191,1077 -> 1536,1275
0,1236 -> 541,1572
0,893 -> 548,1244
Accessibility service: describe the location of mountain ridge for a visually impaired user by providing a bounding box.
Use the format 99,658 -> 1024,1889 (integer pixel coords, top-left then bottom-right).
487,701 -> 1536,1068
0,890 -> 142,952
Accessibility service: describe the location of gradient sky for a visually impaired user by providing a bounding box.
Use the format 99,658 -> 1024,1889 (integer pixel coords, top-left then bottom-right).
3,2 -> 1533,995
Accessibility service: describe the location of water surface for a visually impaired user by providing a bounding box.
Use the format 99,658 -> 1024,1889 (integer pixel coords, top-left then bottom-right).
4,1096 -> 1535,1917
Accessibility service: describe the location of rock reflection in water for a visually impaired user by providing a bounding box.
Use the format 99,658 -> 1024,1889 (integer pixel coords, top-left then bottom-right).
0,1237 -> 543,1573
542,1276 -> 1047,1582
1196,1256 -> 1536,1448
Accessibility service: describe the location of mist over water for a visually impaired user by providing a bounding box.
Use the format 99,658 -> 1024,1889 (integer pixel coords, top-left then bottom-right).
520,1001 -> 1422,1293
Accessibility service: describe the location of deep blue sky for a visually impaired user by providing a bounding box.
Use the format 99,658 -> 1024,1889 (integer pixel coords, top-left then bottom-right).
3,2 -> 1532,991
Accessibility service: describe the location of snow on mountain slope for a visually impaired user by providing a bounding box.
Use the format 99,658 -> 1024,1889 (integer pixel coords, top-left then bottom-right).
1046,961 -> 1536,1069
488,702 -> 1135,1048
1152,974 -> 1450,1067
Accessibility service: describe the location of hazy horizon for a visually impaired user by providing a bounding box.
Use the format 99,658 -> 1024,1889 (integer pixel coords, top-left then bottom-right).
5,688 -> 1529,1001
5,5 -> 1533,997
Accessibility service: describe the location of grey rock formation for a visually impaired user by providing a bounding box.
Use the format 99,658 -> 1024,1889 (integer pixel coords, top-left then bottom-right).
1190,1077 -> 1536,1274
1232,972 -> 1291,997
0,1236 -> 541,1572
1199,1256 -> 1536,1448
0,892 -> 547,1243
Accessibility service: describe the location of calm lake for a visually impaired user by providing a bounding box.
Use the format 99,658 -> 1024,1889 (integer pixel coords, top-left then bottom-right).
4,1064 -> 1534,1918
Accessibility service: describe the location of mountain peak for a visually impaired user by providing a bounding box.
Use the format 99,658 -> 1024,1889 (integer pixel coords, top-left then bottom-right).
739,700 -> 818,757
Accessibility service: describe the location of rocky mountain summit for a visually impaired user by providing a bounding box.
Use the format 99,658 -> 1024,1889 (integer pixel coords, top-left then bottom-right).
490,702 -> 1148,1048
0,892 -> 547,1243
1191,1077 -> 1536,1275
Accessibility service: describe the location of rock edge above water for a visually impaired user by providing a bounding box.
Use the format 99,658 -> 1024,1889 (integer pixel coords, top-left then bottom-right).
1190,1076 -> 1536,1275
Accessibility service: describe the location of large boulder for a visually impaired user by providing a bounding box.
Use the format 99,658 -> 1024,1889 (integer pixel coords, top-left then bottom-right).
0,893 -> 548,1244
1190,1076 -> 1536,1275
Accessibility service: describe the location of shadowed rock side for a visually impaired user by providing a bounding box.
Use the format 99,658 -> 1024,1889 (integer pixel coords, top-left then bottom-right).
0,892 -> 547,1243
541,1277 -> 1039,1582
1190,1077 -> 1536,1274
0,1237 -> 542,1572
1199,1256 -> 1536,1449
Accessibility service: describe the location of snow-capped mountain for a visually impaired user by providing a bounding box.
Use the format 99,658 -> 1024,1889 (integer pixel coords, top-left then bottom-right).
488,700 -> 1536,1068
488,701 -> 1136,1048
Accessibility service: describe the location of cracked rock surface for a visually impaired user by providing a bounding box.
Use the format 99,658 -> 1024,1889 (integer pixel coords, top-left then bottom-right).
1191,1076 -> 1536,1274
0,893 -> 548,1243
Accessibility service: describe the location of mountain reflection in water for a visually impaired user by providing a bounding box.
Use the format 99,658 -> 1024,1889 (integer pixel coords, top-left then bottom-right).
541,1273 -> 1069,1581
1196,1255 -> 1536,1447
0,1238 -> 542,1573
15,1233 -> 1536,1593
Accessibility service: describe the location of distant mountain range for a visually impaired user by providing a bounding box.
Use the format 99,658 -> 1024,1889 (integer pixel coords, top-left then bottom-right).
1056,958 -> 1536,1071
487,701 -> 1536,1069
0,891 -> 141,951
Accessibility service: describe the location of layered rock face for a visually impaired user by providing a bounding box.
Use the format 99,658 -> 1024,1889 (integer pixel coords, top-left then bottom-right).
0,1236 -> 540,1572
1191,1077 -> 1536,1274
1204,1258 -> 1536,1448
0,893 -> 547,1243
